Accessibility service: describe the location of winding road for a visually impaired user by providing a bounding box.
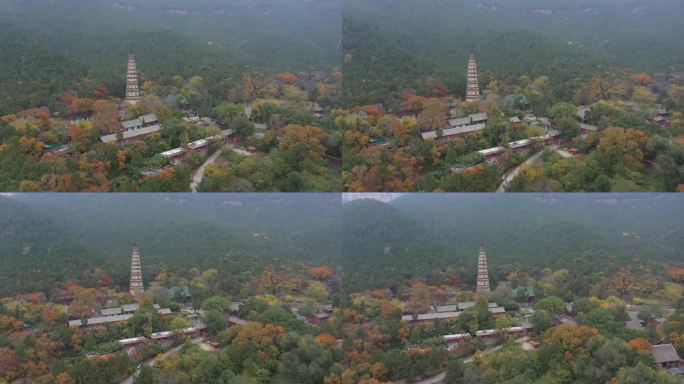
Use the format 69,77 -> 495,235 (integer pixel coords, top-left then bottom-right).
396,371 -> 446,384
120,340 -> 200,384
496,150 -> 545,192
190,145 -> 255,192
190,150 -> 222,192
395,336 -> 534,384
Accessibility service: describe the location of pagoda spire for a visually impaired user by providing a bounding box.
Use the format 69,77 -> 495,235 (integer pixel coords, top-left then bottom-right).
129,247 -> 144,297
125,53 -> 141,105
465,53 -> 481,103
475,245 -> 490,294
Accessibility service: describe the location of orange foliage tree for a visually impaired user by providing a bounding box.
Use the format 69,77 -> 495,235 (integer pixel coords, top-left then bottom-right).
279,125 -> 328,161
666,267 -> 684,283
630,73 -> 654,86
315,333 -> 338,346
277,72 -> 299,85
626,338 -> 651,352
417,98 -> 447,132
597,127 -> 648,167
308,267 -> 334,280
91,100 -> 120,134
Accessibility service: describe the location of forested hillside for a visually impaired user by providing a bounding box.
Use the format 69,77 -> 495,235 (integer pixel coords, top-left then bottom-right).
0,0 -> 341,114
3,193 -> 683,296
0,194 -> 342,296
343,0 -> 684,108
341,194 -> 684,293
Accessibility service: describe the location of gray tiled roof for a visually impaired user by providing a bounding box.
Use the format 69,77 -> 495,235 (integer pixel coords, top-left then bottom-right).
101,125 -> 161,143
421,123 -> 485,140
100,307 -> 123,316
479,146 -> 505,156
625,320 -> 644,330
470,112 -> 487,122
449,117 -> 471,127
121,114 -> 159,130
401,311 -> 461,321
652,344 -> 681,363
122,303 -> 140,313
476,329 -> 497,336
68,314 -> 133,327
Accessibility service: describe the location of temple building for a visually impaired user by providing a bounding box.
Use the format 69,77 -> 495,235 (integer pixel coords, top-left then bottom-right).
100,113 -> 162,144
129,247 -> 144,297
476,245 -> 491,294
125,54 -> 141,105
465,54 -> 481,103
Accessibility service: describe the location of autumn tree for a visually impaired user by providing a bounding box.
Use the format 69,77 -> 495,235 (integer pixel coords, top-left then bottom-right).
596,127 -> 648,172
54,372 -> 76,384
91,100 -> 120,134
417,98 -> 447,132
304,281 -> 329,302
278,125 -> 328,168
608,267 -> 637,298
626,338 -> 650,352
308,267 -> 334,280
315,333 -> 338,346
69,286 -> 98,318
277,72 -> 299,85
630,73 -> 654,86
666,267 -> 684,283
222,322 -> 285,372
405,282 -> 441,315
590,72 -> 608,102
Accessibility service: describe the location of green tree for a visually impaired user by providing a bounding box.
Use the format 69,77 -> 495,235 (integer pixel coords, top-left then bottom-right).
444,358 -> 467,384
233,118 -> 255,141
134,366 -> 160,384
556,117 -> 580,139
534,296 -> 565,315
213,103 -> 246,125
531,309 -> 553,333
548,103 -> 577,123
205,310 -> 226,334
201,296 -> 232,312
169,316 -> 189,333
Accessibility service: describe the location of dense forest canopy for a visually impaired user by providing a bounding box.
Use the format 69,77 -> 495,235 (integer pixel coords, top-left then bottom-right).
341,193 -> 684,293
0,0 -> 341,114
2,193 -> 682,297
343,0 -> 684,107
0,193 -> 342,296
